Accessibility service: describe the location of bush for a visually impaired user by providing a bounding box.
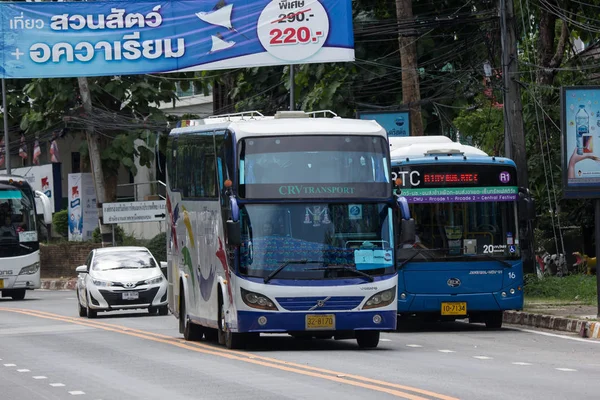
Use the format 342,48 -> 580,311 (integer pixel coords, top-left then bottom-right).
52,210 -> 69,237
92,225 -> 125,244
147,232 -> 166,262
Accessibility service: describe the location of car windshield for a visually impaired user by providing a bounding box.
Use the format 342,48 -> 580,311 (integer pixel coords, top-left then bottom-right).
92,250 -> 157,271
238,203 -> 395,280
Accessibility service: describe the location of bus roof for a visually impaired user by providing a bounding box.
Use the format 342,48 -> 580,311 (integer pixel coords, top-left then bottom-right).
390,136 -> 489,159
169,111 -> 387,139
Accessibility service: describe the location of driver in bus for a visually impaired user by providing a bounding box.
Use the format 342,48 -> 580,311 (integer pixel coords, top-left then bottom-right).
0,215 -> 18,237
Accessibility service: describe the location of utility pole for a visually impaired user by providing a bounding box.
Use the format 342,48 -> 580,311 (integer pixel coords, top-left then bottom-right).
77,77 -> 111,247
289,65 -> 295,111
396,0 -> 423,136
500,0 -> 528,188
1,79 -> 10,174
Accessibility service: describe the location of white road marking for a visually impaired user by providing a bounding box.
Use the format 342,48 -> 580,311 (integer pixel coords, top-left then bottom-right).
473,356 -> 493,360
69,391 -> 86,395
17,369 -> 30,372
33,376 -> 47,379
438,349 -> 455,353
512,362 -> 533,366
65,297 -> 76,300
406,344 -> 423,348
4,364 -> 16,367
556,368 -> 577,372
514,328 -> 600,344
50,383 -> 66,387
380,338 -> 392,342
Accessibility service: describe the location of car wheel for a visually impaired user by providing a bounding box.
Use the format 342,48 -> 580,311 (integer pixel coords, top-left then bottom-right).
158,306 -> 169,316
86,292 -> 97,319
148,307 -> 158,314
10,289 -> 26,301
356,331 -> 380,349
77,290 -> 87,317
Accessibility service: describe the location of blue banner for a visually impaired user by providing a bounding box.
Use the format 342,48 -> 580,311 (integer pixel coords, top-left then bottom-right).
358,111 -> 410,137
0,0 -> 354,79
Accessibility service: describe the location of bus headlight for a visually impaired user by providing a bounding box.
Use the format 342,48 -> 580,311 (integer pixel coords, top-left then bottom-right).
19,262 -> 40,275
363,287 -> 396,310
241,288 -> 278,311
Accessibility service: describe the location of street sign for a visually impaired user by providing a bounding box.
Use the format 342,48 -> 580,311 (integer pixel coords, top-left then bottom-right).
102,200 -> 166,224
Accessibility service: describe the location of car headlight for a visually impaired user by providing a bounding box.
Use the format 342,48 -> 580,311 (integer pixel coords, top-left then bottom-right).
144,276 -> 164,285
363,287 -> 396,310
241,288 -> 278,310
92,279 -> 113,287
19,262 -> 40,275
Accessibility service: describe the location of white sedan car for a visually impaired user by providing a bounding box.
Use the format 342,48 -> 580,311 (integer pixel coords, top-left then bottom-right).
76,246 -> 168,318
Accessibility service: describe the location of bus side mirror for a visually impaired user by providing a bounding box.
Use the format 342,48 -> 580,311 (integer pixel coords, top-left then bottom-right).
160,261 -> 168,278
35,190 -> 53,225
226,220 -> 241,247
518,196 -> 536,222
400,218 -> 416,245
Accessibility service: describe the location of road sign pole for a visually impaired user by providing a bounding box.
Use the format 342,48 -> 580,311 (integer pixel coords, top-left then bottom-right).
2,78 -> 10,174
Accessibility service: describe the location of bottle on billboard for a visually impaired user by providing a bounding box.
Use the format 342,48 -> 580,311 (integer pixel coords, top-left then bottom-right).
596,111 -> 600,127
576,105 -> 589,155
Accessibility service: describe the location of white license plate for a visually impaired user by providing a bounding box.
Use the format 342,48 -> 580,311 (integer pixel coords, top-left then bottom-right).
122,292 -> 139,300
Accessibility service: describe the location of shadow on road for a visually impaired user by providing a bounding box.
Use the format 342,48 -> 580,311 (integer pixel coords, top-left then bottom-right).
395,319 -> 504,333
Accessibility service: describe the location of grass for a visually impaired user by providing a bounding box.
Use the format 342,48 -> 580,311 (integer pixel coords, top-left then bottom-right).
524,274 -> 598,305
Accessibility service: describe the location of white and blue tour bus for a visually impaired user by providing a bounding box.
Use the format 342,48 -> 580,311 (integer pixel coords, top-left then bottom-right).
165,110 -> 414,349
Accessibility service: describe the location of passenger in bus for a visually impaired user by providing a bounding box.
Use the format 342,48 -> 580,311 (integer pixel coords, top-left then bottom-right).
0,215 -> 18,238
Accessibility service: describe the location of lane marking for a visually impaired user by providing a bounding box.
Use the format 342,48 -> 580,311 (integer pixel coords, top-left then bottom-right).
69,391 -> 86,395
17,369 -> 30,372
33,376 -> 47,379
555,368 -> 577,372
4,364 -> 16,367
50,383 -> 66,387
380,338 -> 392,342
472,356 -> 492,360
513,328 -> 600,344
512,362 -> 532,366
406,344 -> 423,348
438,350 -> 455,353
1,307 -> 459,400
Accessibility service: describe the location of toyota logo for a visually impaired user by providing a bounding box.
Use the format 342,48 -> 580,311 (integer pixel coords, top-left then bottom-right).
447,278 -> 461,288
124,282 -> 135,288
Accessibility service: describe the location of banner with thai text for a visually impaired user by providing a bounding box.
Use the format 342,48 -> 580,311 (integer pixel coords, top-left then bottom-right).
0,0 -> 354,79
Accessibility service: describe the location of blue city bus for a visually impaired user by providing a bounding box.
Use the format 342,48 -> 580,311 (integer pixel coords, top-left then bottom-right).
165,111 -> 415,349
390,136 -> 535,328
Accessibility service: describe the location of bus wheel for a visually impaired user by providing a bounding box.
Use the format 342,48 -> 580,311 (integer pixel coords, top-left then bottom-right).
356,331 -> 380,349
204,329 -> 218,342
181,291 -> 203,341
218,294 -> 246,349
77,291 -> 87,317
10,289 -> 25,301
485,312 -> 503,329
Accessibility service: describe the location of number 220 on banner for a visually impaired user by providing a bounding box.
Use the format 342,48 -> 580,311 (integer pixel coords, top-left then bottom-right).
257,0 -> 330,62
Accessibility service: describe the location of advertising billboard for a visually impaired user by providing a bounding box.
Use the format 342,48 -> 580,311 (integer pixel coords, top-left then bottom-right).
357,111 -> 410,137
561,86 -> 600,198
0,0 -> 354,79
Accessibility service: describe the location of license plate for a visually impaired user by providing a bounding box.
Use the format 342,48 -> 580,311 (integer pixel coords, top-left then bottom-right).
0,279 -> 3,289
306,314 -> 335,330
441,302 -> 467,316
122,292 -> 139,300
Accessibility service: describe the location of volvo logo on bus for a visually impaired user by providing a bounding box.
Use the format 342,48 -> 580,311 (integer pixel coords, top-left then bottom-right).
447,278 -> 461,288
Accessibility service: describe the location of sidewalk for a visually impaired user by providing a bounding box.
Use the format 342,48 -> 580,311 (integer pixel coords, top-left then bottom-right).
504,301 -> 600,339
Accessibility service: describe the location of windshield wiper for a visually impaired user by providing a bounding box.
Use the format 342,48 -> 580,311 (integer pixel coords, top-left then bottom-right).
19,243 -> 32,250
308,265 -> 375,282
264,259 -> 317,283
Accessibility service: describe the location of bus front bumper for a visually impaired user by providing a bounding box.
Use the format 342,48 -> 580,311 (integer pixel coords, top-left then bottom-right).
236,310 -> 397,333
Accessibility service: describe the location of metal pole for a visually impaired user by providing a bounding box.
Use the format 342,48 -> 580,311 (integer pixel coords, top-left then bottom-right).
595,199 -> 600,317
1,79 -> 10,174
289,65 -> 295,111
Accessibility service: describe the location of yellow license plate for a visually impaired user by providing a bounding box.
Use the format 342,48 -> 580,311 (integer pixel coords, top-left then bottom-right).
0,279 -> 3,289
306,314 -> 335,330
441,302 -> 467,316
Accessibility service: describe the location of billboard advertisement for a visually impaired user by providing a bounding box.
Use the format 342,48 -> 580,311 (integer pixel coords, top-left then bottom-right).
0,0 -> 354,79
357,111 -> 410,137
68,173 -> 98,241
561,86 -> 600,198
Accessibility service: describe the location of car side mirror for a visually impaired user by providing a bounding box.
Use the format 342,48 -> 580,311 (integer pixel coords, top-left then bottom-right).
226,220 -> 241,246
400,218 -> 416,245
76,265 -> 88,274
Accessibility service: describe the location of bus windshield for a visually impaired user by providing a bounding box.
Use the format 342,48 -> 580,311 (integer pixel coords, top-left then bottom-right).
0,184 -> 38,256
238,135 -> 390,199
402,201 -> 520,261
238,203 -> 395,280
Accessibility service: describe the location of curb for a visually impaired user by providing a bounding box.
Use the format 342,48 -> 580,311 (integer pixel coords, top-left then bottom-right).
504,311 -> 600,339
40,278 -> 77,291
